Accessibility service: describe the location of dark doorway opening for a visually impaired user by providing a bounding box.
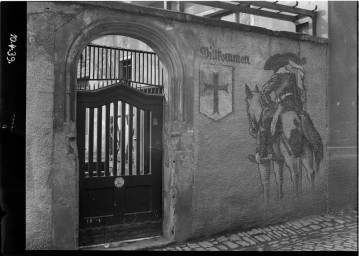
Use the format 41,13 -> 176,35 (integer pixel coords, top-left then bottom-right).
76,37 -> 165,246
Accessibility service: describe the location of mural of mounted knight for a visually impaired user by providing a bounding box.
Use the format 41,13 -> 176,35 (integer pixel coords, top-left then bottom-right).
244,52 -> 323,204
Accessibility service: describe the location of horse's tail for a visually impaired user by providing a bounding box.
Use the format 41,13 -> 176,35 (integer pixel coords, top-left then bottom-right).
300,112 -> 323,173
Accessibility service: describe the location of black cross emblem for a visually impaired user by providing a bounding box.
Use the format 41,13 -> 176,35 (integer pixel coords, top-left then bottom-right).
203,72 -> 228,115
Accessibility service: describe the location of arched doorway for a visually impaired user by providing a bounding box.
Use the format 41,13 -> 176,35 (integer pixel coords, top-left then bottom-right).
76,36 -> 166,246
53,16 -> 187,249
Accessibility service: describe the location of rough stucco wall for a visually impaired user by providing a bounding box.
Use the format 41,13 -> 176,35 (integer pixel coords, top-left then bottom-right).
26,1 -> 329,249
187,24 -> 328,237
26,2 -> 84,249
327,1 -> 357,210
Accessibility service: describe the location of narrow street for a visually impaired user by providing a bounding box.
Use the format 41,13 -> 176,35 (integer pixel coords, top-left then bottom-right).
152,208 -> 358,251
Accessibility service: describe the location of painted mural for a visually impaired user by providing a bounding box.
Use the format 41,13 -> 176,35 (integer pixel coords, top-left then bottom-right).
244,52 -> 323,204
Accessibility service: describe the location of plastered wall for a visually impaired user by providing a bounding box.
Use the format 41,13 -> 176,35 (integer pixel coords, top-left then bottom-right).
189,25 -> 328,237
26,1 -> 329,249
327,1 -> 357,210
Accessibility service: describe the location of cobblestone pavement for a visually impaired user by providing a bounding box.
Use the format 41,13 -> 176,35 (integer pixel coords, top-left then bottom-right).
152,209 -> 358,251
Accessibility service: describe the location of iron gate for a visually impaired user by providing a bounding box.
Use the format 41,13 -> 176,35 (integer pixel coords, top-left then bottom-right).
77,44 -> 164,246
77,44 -> 165,93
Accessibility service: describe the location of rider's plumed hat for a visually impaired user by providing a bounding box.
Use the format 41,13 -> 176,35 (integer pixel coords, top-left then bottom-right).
264,52 -> 306,73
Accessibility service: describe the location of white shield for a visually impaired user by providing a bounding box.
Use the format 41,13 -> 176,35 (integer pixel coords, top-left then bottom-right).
199,63 -> 233,121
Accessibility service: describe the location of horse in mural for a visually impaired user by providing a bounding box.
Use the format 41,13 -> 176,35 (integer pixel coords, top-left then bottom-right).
244,84 -> 323,204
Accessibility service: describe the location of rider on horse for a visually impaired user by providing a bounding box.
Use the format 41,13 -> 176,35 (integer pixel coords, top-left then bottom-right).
248,53 -> 307,164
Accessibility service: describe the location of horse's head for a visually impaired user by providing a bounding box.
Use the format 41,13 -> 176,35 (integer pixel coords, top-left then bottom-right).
245,84 -> 263,137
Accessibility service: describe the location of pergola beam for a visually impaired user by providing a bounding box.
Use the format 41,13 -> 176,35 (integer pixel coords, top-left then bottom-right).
203,9 -> 233,19
187,1 -> 298,22
236,1 -> 315,17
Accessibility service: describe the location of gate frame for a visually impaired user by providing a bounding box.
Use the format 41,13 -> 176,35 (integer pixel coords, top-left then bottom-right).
53,11 -> 191,249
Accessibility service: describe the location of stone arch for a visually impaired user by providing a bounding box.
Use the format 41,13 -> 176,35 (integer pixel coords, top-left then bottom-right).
64,17 -> 185,123
53,16 -> 188,248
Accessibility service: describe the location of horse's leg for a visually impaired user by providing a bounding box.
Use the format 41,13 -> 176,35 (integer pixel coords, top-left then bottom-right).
280,142 -> 300,199
272,161 -> 284,200
301,143 -> 316,194
258,162 -> 271,206
298,157 -> 303,195
272,140 -> 284,199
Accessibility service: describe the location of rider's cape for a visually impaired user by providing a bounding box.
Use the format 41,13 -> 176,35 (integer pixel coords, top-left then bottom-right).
300,111 -> 323,171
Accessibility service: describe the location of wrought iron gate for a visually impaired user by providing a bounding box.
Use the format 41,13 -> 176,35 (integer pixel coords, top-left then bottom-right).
77,44 -> 164,246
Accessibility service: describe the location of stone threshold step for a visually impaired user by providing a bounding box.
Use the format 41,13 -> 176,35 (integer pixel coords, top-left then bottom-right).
80,235 -> 173,251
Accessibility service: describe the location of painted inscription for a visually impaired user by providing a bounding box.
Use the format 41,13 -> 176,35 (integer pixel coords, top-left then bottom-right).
200,46 -> 250,65
244,52 -> 323,205
200,64 -> 232,121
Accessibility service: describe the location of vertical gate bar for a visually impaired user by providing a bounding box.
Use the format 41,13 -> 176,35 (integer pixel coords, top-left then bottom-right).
150,54 -> 152,85
109,48 -> 112,82
162,64 -> 164,87
92,46 -> 96,80
142,52 -> 144,84
127,50 -> 129,82
114,49 -> 117,81
146,53 -> 149,84
113,49 -> 116,81
80,51 -> 83,81
154,55 -> 157,85
136,108 -> 140,175
113,49 -> 115,83
121,102 -> 126,175
121,49 -> 123,81
85,47 -> 87,81
122,50 -> 126,80
113,49 -> 115,82
118,49 -> 121,81
125,50 -> 127,82
124,50 -> 127,81
105,48 -> 108,87
89,108 -> 94,177
131,51 -> 134,87
105,104 -> 110,176
113,101 -> 118,176
144,110 -> 150,174
112,48 -> 115,81
97,47 -> 99,86
157,58 -> 160,86
103,48 -> 105,87
115,49 -> 118,81
88,46 -> 91,81
128,105 -> 133,175
138,52 -> 140,84
100,48 -> 103,89
87,46 -> 90,79
89,46 -> 92,82
102,48 -> 105,87
134,52 -> 137,86
97,106 -> 102,176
